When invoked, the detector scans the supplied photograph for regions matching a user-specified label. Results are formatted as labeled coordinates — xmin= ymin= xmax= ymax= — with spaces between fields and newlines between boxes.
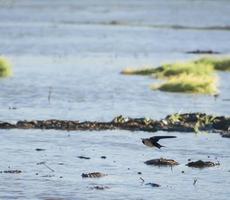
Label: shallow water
xmin=0 ymin=0 xmax=230 ymax=199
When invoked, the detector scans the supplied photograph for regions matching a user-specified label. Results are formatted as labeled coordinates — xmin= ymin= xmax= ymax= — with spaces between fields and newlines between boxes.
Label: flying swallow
xmin=142 ymin=136 xmax=176 ymax=149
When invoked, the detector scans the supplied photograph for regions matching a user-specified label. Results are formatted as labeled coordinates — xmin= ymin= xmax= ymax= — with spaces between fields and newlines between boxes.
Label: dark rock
xmin=137 ymin=172 xmax=142 ymax=175
xmin=81 ymin=172 xmax=107 ymax=178
xmin=145 ymin=158 xmax=179 ymax=166
xmin=186 ymin=160 xmax=220 ymax=168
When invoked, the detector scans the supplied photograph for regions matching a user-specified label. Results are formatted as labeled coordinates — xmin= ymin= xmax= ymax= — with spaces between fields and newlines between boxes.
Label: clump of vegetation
xmin=152 ymin=74 xmax=218 ymax=94
xmin=121 ymin=56 xmax=230 ymax=94
xmin=153 ymin=62 xmax=214 ymax=78
xmin=0 ymin=56 xmax=12 ymax=77
xmin=195 ymin=56 xmax=230 ymax=71
xmin=121 ymin=67 xmax=159 ymax=76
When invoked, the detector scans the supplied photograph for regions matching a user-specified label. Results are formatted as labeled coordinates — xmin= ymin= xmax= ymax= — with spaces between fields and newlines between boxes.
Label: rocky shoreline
xmin=0 ymin=113 xmax=229 ymax=137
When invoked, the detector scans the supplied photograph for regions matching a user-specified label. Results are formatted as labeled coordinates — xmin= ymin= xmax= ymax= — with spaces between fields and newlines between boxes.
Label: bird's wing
xmin=150 ymin=136 xmax=176 ymax=142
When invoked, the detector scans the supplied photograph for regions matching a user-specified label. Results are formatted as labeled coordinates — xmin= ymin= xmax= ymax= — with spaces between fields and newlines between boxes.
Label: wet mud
xmin=0 ymin=113 xmax=229 ymax=137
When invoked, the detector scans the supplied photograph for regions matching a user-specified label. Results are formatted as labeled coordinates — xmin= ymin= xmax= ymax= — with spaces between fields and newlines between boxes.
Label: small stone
xmin=137 ymin=172 xmax=142 ymax=175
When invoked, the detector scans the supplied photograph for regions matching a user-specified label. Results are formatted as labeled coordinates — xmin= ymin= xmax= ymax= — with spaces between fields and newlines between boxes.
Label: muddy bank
xmin=0 ymin=113 xmax=229 ymax=137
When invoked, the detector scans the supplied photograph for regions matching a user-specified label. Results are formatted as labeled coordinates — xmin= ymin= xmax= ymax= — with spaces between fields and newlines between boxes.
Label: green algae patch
xmin=195 ymin=56 xmax=230 ymax=71
xmin=0 ymin=56 xmax=12 ymax=77
xmin=152 ymin=74 xmax=218 ymax=94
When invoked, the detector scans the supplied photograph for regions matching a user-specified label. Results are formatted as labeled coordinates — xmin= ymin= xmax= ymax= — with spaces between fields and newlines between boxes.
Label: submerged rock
xmin=144 ymin=158 xmax=179 ymax=166
xmin=186 ymin=160 xmax=220 ymax=168
xmin=81 ymin=172 xmax=107 ymax=178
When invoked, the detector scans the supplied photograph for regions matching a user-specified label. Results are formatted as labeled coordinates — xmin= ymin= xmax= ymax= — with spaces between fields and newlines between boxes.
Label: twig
xmin=140 ymin=177 xmax=145 ymax=183
xmin=48 ymin=87 xmax=52 ymax=104
xmin=193 ymin=178 xmax=198 ymax=186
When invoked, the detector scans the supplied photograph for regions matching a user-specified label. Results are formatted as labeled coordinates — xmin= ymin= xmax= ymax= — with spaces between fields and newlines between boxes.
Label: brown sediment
xmin=186 ymin=160 xmax=220 ymax=168
xmin=144 ymin=158 xmax=179 ymax=166
xmin=0 ymin=113 xmax=229 ymax=137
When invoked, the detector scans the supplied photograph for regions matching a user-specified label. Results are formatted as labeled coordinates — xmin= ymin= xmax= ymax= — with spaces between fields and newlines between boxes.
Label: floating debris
xmin=81 ymin=172 xmax=107 ymax=178
xmin=186 ymin=160 xmax=220 ymax=168
xmin=186 ymin=50 xmax=220 ymax=54
xmin=193 ymin=178 xmax=198 ymax=185
xmin=89 ymin=185 xmax=110 ymax=190
xmin=0 ymin=170 xmax=22 ymax=174
xmin=35 ymin=148 xmax=46 ymax=151
xmin=144 ymin=158 xmax=179 ymax=166
xmin=145 ymin=183 xmax=161 ymax=187
xmin=37 ymin=162 xmax=55 ymax=172
xmin=78 ymin=156 xmax=91 ymax=160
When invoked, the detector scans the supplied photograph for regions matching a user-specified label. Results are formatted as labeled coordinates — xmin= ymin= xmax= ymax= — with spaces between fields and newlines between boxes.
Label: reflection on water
xmin=0 ymin=130 xmax=230 ymax=200
xmin=0 ymin=0 xmax=230 ymax=199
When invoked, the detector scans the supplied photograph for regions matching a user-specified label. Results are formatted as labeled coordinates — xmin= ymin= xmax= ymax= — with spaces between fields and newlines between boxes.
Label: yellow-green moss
xmin=195 ymin=56 xmax=230 ymax=71
xmin=152 ymin=74 xmax=218 ymax=94
xmin=0 ymin=56 xmax=12 ymax=77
